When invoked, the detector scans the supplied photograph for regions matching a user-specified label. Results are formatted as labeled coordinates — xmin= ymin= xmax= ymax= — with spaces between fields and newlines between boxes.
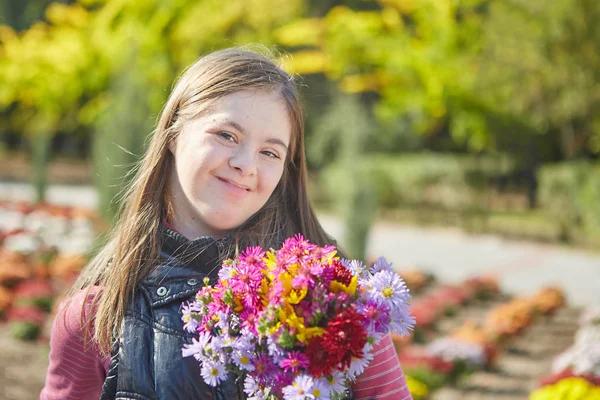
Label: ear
xmin=167 ymin=138 xmax=176 ymax=155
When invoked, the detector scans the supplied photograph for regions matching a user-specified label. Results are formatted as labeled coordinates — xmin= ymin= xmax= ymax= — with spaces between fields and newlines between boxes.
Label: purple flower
xmin=357 ymin=297 xmax=391 ymax=334
xmin=389 ymin=305 xmax=415 ymax=336
xmin=267 ymin=336 xmax=286 ymax=363
xmin=244 ymin=375 xmax=260 ymax=398
xmin=218 ymin=264 xmax=236 ymax=282
xmin=181 ymin=301 xmax=202 ymax=333
xmin=279 ymin=350 xmax=310 ymax=373
xmin=182 ymin=331 xmax=212 ymax=361
xmin=369 ymin=270 xmax=411 ymax=307
xmin=239 ymin=309 xmax=260 ymax=334
xmin=347 ymin=344 xmax=374 ymax=380
xmin=344 ymin=259 xmax=369 ymax=280
xmin=427 ymin=337 xmax=486 ymax=367
xmin=370 ymin=257 xmax=393 ymax=274
xmin=252 ymin=353 xmax=276 ymax=383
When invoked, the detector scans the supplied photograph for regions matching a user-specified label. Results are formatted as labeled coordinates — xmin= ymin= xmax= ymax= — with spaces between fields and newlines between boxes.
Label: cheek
xmin=258 ymin=165 xmax=285 ymax=194
xmin=178 ymin=144 xmax=220 ymax=181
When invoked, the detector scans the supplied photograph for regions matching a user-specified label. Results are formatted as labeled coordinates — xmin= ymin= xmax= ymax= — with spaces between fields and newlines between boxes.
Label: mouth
xmin=217 ymin=177 xmax=252 ymax=192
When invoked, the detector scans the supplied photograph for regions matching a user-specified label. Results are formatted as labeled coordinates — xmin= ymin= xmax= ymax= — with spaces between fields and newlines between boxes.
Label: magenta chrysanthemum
xmin=230 ymin=263 xmax=263 ymax=293
xmin=239 ymin=246 xmax=266 ymax=267
xmin=279 ymin=351 xmax=310 ymax=373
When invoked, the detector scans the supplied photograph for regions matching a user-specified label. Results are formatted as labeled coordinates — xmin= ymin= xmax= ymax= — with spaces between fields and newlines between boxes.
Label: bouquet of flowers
xmin=181 ymin=234 xmax=414 ymax=400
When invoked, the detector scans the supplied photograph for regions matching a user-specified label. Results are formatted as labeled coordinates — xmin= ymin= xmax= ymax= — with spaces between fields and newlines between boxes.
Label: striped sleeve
xmin=40 ymin=288 xmax=110 ymax=400
xmin=352 ymin=334 xmax=413 ymax=400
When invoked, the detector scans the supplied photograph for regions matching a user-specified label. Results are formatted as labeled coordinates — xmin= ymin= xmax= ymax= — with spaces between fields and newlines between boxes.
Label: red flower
xmin=398 ymin=349 xmax=454 ymax=373
xmin=6 ymin=306 xmax=46 ymax=325
xmin=306 ymin=336 xmax=330 ymax=377
xmin=410 ymin=302 xmax=436 ymax=328
xmin=332 ymin=260 xmax=353 ymax=286
xmin=321 ymin=307 xmax=367 ymax=370
xmin=13 ymin=279 xmax=54 ymax=299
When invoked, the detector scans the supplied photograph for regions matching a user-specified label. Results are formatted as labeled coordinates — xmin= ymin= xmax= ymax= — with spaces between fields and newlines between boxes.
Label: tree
xmin=0 ymin=0 xmax=304 ymax=215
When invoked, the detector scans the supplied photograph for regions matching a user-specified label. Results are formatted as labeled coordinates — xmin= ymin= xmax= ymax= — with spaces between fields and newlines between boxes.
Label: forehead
xmin=204 ymin=90 xmax=292 ymax=143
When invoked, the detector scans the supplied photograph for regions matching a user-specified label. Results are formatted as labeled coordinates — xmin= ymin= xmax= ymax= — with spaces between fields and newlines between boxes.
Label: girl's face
xmin=168 ymin=90 xmax=292 ymax=239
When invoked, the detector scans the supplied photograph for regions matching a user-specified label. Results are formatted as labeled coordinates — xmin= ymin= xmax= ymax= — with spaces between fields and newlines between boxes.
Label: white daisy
xmin=200 ymin=359 xmax=228 ymax=387
xmin=282 ymin=374 xmax=315 ymax=400
xmin=311 ymin=378 xmax=332 ymax=400
xmin=324 ymin=370 xmax=347 ymax=396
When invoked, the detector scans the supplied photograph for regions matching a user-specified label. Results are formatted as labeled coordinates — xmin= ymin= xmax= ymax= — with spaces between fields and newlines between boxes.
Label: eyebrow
xmin=214 ymin=118 xmax=289 ymax=152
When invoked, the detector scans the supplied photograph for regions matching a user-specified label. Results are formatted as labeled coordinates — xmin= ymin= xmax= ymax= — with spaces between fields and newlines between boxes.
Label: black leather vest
xmin=99 ymin=226 xmax=245 ymax=400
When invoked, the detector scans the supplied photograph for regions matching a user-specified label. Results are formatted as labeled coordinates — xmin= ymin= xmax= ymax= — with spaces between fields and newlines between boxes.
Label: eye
xmin=261 ymin=150 xmax=280 ymax=159
xmin=217 ymin=132 xmax=236 ymax=142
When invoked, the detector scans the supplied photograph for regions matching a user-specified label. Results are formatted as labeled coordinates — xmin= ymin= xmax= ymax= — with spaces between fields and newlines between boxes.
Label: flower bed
xmin=398 ymin=286 xmax=566 ymax=399
xmin=392 ymin=275 xmax=501 ymax=350
xmin=530 ymin=304 xmax=600 ymax=399
xmin=0 ymin=200 xmax=98 ymax=341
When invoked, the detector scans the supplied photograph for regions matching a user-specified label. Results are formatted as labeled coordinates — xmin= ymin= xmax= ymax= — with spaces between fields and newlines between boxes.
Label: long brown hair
xmin=70 ymin=47 xmax=338 ymax=355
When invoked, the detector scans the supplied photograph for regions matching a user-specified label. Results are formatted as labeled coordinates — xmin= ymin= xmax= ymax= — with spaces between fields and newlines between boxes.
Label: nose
xmin=228 ymin=146 xmax=257 ymax=177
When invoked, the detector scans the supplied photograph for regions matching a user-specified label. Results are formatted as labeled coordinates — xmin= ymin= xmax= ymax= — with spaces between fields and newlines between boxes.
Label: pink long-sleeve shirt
xmin=41 ymin=289 xmax=412 ymax=399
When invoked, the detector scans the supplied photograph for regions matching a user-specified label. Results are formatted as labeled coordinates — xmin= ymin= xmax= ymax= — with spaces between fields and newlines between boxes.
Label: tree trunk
xmin=31 ymin=130 xmax=51 ymax=203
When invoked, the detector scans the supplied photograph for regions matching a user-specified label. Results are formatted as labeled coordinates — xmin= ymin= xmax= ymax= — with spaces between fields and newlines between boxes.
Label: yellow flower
xmin=277 ymin=305 xmax=324 ymax=343
xmin=280 ymin=272 xmax=293 ymax=295
xmin=233 ymin=296 xmax=243 ymax=313
xmin=529 ymin=377 xmax=600 ymax=400
xmin=258 ymin=278 xmax=271 ymax=306
xmin=330 ymin=276 xmax=358 ymax=296
xmin=406 ymin=376 xmax=429 ymax=399
xmin=287 ymin=288 xmax=308 ymax=304
xmin=269 ymin=322 xmax=281 ymax=335
xmin=299 ymin=326 xmax=325 ymax=343
xmin=264 ymin=251 xmax=278 ymax=270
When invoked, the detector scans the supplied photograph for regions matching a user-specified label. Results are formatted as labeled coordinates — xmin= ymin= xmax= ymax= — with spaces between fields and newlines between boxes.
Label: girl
xmin=41 ymin=48 xmax=412 ymax=400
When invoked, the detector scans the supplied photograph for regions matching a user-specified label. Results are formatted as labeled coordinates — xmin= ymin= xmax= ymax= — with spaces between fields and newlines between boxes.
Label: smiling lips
xmin=217 ymin=177 xmax=252 ymax=195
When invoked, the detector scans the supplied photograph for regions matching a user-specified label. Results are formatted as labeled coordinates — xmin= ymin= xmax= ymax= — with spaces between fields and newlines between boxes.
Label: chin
xmin=205 ymin=214 xmax=246 ymax=233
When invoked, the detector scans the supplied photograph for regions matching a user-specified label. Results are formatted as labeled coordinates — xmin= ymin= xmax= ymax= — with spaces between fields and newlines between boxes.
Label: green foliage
xmin=9 ymin=321 xmax=41 ymax=341
xmin=31 ymin=129 xmax=52 ymax=202
xmin=0 ymin=0 xmax=304 ymax=213
xmin=92 ymin=46 xmax=151 ymax=221
xmin=283 ymin=0 xmax=600 ymax=158
xmin=320 ymin=153 xmax=512 ymax=211
xmin=406 ymin=366 xmax=447 ymax=390
xmin=538 ymin=162 xmax=600 ymax=244
xmin=2 ymin=0 xmax=600 ymax=244
xmin=315 ymin=93 xmax=378 ymax=260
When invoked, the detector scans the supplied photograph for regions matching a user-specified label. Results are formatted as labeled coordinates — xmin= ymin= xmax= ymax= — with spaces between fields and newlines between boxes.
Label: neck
xmin=168 ymin=215 xmax=227 ymax=240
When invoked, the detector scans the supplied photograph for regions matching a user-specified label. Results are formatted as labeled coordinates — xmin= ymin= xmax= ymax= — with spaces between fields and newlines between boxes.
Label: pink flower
xmin=239 ymin=309 xmax=260 ymax=335
xmin=280 ymin=234 xmax=317 ymax=264
xmin=279 ymin=351 xmax=310 ymax=373
xmin=241 ymin=292 xmax=262 ymax=309
xmin=239 ymin=246 xmax=266 ymax=267
xmin=253 ymin=353 xmax=276 ymax=383
xmin=291 ymin=270 xmax=314 ymax=290
xmin=230 ymin=263 xmax=263 ymax=294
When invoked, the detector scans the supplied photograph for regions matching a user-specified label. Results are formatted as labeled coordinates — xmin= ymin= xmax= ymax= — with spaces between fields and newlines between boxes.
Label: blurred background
xmin=0 ymin=0 xmax=599 ymax=399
